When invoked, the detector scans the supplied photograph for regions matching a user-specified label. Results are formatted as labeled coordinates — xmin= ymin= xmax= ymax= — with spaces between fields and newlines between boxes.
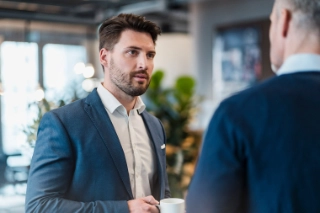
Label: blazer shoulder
xmin=48 ymin=88 xmax=100 ymax=117
xmin=223 ymin=72 xmax=315 ymax=108
xmin=216 ymin=76 xmax=283 ymax=118
xmin=50 ymin=98 xmax=85 ymax=115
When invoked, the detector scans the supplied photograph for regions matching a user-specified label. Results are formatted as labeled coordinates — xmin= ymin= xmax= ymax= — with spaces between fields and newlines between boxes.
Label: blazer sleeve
xmin=25 ymin=112 xmax=129 ymax=213
xmin=186 ymin=103 xmax=246 ymax=213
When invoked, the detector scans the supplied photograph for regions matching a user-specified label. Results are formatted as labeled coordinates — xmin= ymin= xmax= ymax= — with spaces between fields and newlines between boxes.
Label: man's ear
xmin=279 ymin=8 xmax=292 ymax=38
xmin=99 ymin=48 xmax=109 ymax=67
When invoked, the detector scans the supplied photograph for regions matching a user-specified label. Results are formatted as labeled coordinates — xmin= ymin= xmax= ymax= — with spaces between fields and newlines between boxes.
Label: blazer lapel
xmin=141 ymin=112 xmax=165 ymax=199
xmin=84 ymin=89 xmax=133 ymax=199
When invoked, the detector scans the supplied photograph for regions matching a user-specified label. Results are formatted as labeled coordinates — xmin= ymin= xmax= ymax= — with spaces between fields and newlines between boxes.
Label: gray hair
xmin=280 ymin=0 xmax=320 ymax=31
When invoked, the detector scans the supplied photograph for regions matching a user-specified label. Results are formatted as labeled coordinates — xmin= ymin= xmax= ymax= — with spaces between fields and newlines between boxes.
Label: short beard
xmin=109 ymin=58 xmax=150 ymax=96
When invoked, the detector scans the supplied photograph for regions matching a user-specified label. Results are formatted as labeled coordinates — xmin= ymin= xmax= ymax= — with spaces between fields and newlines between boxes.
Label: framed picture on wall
xmin=212 ymin=19 xmax=273 ymax=103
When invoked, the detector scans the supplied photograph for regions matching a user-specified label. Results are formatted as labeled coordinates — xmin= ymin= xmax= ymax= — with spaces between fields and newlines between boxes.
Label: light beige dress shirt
xmin=97 ymin=83 xmax=156 ymax=198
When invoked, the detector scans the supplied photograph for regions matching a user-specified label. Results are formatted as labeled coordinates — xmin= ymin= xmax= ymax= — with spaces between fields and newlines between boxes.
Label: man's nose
xmin=137 ymin=55 xmax=148 ymax=70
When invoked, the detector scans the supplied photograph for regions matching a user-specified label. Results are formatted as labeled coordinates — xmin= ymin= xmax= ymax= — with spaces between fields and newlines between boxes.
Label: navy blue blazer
xmin=25 ymin=89 xmax=170 ymax=213
xmin=186 ymin=72 xmax=320 ymax=213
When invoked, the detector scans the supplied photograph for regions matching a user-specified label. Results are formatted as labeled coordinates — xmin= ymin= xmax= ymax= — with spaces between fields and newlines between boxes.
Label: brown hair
xmin=98 ymin=13 xmax=161 ymax=51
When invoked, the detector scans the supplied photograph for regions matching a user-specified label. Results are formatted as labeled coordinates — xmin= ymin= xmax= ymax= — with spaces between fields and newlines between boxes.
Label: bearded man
xmin=26 ymin=13 xmax=170 ymax=213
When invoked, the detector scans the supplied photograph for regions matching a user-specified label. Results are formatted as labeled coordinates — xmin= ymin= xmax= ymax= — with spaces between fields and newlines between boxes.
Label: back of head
xmin=98 ymin=13 xmax=161 ymax=51
xmin=279 ymin=0 xmax=320 ymax=33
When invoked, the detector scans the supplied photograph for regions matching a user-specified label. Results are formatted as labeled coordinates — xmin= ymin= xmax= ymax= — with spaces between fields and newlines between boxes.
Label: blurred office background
xmin=0 ymin=0 xmax=275 ymax=212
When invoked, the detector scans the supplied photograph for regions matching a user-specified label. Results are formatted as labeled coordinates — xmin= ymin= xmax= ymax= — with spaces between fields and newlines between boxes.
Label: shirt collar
xmin=276 ymin=54 xmax=320 ymax=76
xmin=134 ymin=95 xmax=146 ymax=114
xmin=97 ymin=83 xmax=146 ymax=115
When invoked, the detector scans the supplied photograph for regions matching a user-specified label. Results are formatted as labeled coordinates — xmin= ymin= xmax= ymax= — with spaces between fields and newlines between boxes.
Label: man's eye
xmin=128 ymin=50 xmax=138 ymax=55
xmin=147 ymin=53 xmax=155 ymax=59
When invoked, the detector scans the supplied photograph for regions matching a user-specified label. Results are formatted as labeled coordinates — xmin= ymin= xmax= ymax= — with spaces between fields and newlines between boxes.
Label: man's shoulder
xmin=222 ymin=77 xmax=275 ymax=103
xmin=47 ymin=98 xmax=86 ymax=120
xmin=54 ymin=98 xmax=84 ymax=111
xmin=49 ymin=89 xmax=100 ymax=116
xmin=216 ymin=75 xmax=289 ymax=117
xmin=225 ymin=71 xmax=320 ymax=104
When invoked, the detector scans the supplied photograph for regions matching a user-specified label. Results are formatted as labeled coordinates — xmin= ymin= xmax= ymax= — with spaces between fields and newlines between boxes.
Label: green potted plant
xmin=144 ymin=70 xmax=203 ymax=198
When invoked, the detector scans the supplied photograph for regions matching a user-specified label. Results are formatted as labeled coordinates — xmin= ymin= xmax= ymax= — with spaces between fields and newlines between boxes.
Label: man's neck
xmin=284 ymin=30 xmax=320 ymax=60
xmin=102 ymin=82 xmax=137 ymax=115
xmin=114 ymin=93 xmax=137 ymax=115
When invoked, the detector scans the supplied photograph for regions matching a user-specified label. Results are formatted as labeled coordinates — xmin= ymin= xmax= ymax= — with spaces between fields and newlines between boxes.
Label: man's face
xmin=103 ymin=29 xmax=156 ymax=97
xmin=269 ymin=2 xmax=285 ymax=72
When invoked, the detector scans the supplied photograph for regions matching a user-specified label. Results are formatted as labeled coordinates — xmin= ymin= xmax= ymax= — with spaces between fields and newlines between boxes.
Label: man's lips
xmin=133 ymin=73 xmax=148 ymax=80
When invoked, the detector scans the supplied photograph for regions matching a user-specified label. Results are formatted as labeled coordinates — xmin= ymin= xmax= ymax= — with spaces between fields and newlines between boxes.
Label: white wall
xmin=154 ymin=33 xmax=193 ymax=88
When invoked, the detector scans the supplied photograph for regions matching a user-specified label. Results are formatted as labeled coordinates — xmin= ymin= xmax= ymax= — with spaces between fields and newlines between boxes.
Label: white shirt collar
xmin=134 ymin=94 xmax=146 ymax=114
xmin=97 ymin=83 xmax=146 ymax=115
xmin=276 ymin=54 xmax=320 ymax=76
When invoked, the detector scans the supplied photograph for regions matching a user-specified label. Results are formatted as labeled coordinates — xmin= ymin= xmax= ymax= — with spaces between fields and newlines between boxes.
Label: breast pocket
xmin=160 ymin=144 xmax=166 ymax=155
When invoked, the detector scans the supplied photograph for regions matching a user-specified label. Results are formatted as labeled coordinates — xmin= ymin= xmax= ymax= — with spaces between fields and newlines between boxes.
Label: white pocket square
xmin=161 ymin=144 xmax=166 ymax=149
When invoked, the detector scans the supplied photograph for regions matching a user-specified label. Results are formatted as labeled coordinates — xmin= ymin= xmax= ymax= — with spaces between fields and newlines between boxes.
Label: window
xmin=0 ymin=41 xmax=38 ymax=155
xmin=43 ymin=44 xmax=87 ymax=102
xmin=0 ymin=42 xmax=89 ymax=155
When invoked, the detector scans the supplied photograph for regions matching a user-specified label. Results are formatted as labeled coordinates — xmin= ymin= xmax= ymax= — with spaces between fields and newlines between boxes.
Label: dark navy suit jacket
xmin=186 ymin=72 xmax=320 ymax=213
xmin=25 ymin=89 xmax=170 ymax=213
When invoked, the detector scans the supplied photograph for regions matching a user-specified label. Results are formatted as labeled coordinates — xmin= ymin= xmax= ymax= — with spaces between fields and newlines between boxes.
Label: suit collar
xmin=84 ymin=89 xmax=133 ymax=199
xmin=96 ymin=83 xmax=146 ymax=115
xmin=84 ymin=89 xmax=165 ymax=200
